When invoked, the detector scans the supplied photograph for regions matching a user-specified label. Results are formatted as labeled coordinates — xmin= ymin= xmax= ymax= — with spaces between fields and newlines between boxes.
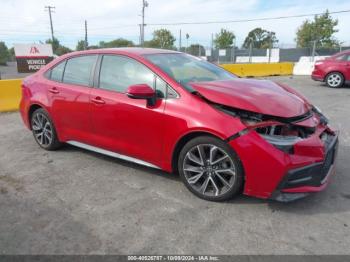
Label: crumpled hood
xmin=189 ymin=78 xmax=310 ymax=118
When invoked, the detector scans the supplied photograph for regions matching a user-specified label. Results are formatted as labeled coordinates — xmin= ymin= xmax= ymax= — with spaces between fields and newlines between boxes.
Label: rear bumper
xmin=311 ymin=71 xmax=325 ymax=82
xmin=19 ymin=97 xmax=30 ymax=129
xmin=270 ymin=132 xmax=338 ymax=202
xmin=311 ymin=75 xmax=324 ymax=82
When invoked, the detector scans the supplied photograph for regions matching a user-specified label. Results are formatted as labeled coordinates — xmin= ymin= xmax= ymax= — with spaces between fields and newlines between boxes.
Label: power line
xmin=2 ymin=8 xmax=350 ymax=46
xmin=146 ymin=9 xmax=350 ymax=26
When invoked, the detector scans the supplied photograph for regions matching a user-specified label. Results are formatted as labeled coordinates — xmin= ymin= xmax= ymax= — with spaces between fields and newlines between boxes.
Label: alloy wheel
xmin=32 ymin=112 xmax=53 ymax=147
xmin=183 ymin=144 xmax=236 ymax=197
xmin=327 ymin=73 xmax=342 ymax=87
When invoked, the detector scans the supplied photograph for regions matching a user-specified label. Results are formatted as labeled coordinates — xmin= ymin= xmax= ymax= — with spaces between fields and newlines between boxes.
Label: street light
xmin=185 ymin=33 xmax=190 ymax=53
xmin=141 ymin=0 xmax=148 ymax=46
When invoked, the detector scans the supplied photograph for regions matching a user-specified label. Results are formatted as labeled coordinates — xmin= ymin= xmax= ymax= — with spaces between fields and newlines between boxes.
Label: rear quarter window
xmin=49 ymin=61 xmax=66 ymax=82
xmin=335 ymin=54 xmax=350 ymax=61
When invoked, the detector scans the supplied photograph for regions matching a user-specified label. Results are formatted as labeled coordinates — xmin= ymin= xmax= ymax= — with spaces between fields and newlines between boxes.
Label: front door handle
xmin=48 ymin=87 xmax=59 ymax=94
xmin=91 ymin=96 xmax=105 ymax=104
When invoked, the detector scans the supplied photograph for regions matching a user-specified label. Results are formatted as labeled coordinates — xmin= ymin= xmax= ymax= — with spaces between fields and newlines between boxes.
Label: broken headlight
xmin=254 ymin=124 xmax=304 ymax=154
xmin=312 ymin=105 xmax=328 ymax=125
xmin=259 ymin=134 xmax=301 ymax=154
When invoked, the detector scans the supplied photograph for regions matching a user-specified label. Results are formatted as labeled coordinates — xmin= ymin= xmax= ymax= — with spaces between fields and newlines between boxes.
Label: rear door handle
xmin=48 ymin=87 xmax=59 ymax=94
xmin=91 ymin=96 xmax=105 ymax=104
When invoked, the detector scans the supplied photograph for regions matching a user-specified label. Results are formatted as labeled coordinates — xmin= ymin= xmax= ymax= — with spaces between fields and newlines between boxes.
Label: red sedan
xmin=20 ymin=48 xmax=338 ymax=202
xmin=312 ymin=50 xmax=350 ymax=88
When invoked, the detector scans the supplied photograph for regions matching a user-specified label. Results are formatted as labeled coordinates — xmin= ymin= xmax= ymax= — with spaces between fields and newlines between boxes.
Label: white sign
xmin=219 ymin=49 xmax=226 ymax=56
xmin=14 ymin=44 xmax=53 ymax=57
xmin=14 ymin=44 xmax=54 ymax=73
xmin=205 ymin=49 xmax=212 ymax=56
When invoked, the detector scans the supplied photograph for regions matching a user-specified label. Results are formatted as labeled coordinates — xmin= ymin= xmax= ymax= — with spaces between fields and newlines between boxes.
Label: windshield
xmin=144 ymin=53 xmax=237 ymax=89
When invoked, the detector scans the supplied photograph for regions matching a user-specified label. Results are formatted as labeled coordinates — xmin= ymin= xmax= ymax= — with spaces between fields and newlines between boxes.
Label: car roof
xmin=65 ymin=47 xmax=180 ymax=57
xmin=332 ymin=49 xmax=350 ymax=57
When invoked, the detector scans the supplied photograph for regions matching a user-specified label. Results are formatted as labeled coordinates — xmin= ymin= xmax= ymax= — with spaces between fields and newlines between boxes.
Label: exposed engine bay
xmin=216 ymin=104 xmax=318 ymax=136
xmin=211 ymin=103 xmax=331 ymax=154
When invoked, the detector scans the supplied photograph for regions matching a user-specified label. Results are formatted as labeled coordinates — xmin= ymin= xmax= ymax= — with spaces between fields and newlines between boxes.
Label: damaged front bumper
xmin=270 ymin=131 xmax=339 ymax=202
xmin=227 ymin=112 xmax=339 ymax=202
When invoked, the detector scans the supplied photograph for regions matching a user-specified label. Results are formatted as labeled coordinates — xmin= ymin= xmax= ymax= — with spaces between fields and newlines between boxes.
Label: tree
xmin=296 ymin=10 xmax=339 ymax=48
xmin=0 ymin=42 xmax=9 ymax=65
xmin=187 ymin=44 xmax=205 ymax=56
xmin=146 ymin=29 xmax=176 ymax=49
xmin=45 ymin=38 xmax=59 ymax=53
xmin=242 ymin=28 xmax=278 ymax=49
xmin=87 ymin=45 xmax=99 ymax=50
xmin=76 ymin=40 xmax=86 ymax=51
xmin=144 ymin=39 xmax=159 ymax=48
xmin=99 ymin=38 xmax=134 ymax=48
xmin=46 ymin=38 xmax=72 ymax=56
xmin=213 ymin=29 xmax=235 ymax=49
xmin=8 ymin=47 xmax=15 ymax=61
xmin=56 ymin=45 xmax=72 ymax=56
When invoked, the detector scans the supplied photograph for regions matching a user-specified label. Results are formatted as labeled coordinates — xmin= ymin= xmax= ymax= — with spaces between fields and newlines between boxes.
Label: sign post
xmin=14 ymin=44 xmax=54 ymax=73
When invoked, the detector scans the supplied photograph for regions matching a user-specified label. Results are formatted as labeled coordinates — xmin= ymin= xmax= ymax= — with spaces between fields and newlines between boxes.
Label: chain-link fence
xmin=184 ymin=46 xmax=350 ymax=63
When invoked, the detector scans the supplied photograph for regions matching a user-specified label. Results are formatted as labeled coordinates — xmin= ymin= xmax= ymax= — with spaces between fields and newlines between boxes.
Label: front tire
xmin=326 ymin=72 xmax=344 ymax=88
xmin=178 ymin=136 xmax=244 ymax=201
xmin=31 ymin=108 xmax=62 ymax=150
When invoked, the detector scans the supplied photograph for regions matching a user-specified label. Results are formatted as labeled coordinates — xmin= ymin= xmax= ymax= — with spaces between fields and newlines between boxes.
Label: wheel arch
xmin=171 ymin=131 xmax=224 ymax=174
xmin=28 ymin=104 xmax=44 ymax=130
xmin=325 ymin=70 xmax=345 ymax=80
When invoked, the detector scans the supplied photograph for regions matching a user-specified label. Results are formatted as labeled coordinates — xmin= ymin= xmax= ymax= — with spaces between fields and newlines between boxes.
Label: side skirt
xmin=66 ymin=140 xmax=160 ymax=169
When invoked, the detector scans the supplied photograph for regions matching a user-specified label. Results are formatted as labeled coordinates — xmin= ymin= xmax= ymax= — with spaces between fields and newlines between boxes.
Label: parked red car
xmin=20 ymin=48 xmax=338 ymax=202
xmin=312 ymin=50 xmax=350 ymax=88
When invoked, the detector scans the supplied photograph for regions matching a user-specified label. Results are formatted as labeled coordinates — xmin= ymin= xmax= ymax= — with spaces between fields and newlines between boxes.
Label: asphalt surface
xmin=0 ymin=62 xmax=31 ymax=80
xmin=0 ymin=76 xmax=350 ymax=255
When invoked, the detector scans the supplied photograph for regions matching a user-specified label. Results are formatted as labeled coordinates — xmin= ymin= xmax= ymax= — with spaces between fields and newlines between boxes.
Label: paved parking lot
xmin=0 ymin=62 xmax=31 ymax=80
xmin=0 ymin=76 xmax=350 ymax=255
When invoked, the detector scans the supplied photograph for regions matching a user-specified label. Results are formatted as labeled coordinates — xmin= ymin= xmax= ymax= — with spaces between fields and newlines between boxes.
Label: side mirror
xmin=126 ymin=84 xmax=156 ymax=106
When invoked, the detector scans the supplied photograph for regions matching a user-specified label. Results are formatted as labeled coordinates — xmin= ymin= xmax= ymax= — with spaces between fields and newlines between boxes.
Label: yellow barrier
xmin=0 ymin=63 xmax=293 ymax=112
xmin=0 ymin=79 xmax=22 ymax=112
xmin=220 ymin=62 xmax=294 ymax=77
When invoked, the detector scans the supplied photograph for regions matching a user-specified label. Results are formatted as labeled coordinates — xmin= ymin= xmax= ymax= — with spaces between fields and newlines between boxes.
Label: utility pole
xmin=268 ymin=32 xmax=272 ymax=63
xmin=139 ymin=24 xmax=142 ymax=45
xmin=141 ymin=0 xmax=148 ymax=47
xmin=45 ymin=6 xmax=55 ymax=42
xmin=179 ymin=29 xmax=182 ymax=51
xmin=211 ymin=33 xmax=214 ymax=61
xmin=248 ymin=37 xmax=253 ymax=63
xmin=185 ymin=33 xmax=189 ymax=53
xmin=231 ymin=38 xmax=236 ymax=63
xmin=311 ymin=40 xmax=317 ymax=62
xmin=84 ymin=20 xmax=88 ymax=50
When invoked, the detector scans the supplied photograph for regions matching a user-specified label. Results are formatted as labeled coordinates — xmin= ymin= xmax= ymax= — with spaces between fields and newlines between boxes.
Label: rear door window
xmin=50 ymin=61 xmax=66 ymax=82
xmin=63 ymin=55 xmax=97 ymax=86
xmin=335 ymin=54 xmax=350 ymax=61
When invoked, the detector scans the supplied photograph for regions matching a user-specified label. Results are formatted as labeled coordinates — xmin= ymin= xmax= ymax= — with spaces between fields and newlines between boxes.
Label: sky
xmin=0 ymin=0 xmax=349 ymax=49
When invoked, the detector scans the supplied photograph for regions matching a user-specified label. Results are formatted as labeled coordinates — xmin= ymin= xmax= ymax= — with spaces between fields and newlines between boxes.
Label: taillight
xmin=21 ymin=84 xmax=30 ymax=97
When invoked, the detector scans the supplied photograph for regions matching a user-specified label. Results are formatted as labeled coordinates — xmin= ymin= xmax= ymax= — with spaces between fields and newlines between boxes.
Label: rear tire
xmin=326 ymin=72 xmax=344 ymax=88
xmin=178 ymin=136 xmax=244 ymax=202
xmin=30 ymin=108 xmax=62 ymax=150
